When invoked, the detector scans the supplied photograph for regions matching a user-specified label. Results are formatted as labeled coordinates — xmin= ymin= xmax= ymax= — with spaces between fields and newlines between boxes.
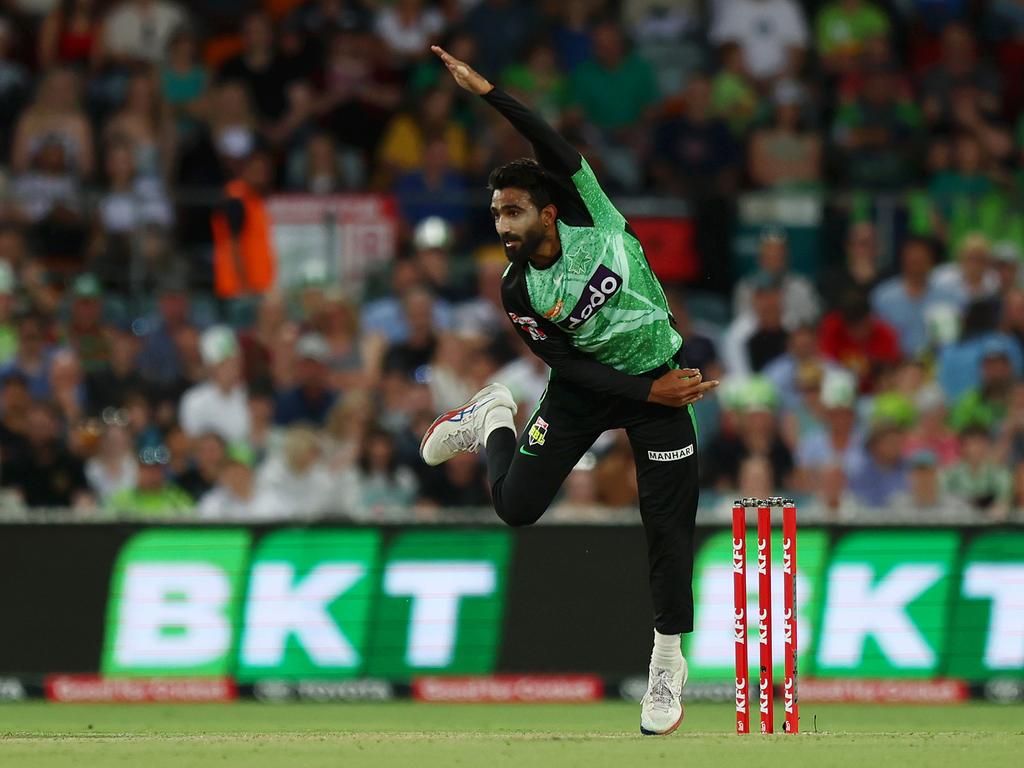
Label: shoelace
xmin=647 ymin=668 xmax=678 ymax=713
xmin=441 ymin=426 xmax=481 ymax=454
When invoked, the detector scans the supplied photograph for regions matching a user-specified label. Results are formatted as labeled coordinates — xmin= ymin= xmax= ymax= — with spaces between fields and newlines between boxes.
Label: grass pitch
xmin=1 ymin=701 xmax=1021 ymax=767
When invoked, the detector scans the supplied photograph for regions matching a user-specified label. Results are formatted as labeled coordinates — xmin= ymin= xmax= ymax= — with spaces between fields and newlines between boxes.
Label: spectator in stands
xmin=932 ymin=233 xmax=1000 ymax=309
xmin=793 ymin=368 xmax=861 ymax=492
xmin=84 ymin=321 xmax=145 ymax=416
xmin=85 ymin=423 xmax=137 ymax=503
xmin=11 ymin=67 xmax=93 ymax=179
xmin=922 ymin=23 xmax=1001 ymax=130
xmin=733 ymin=228 xmax=821 ymax=328
xmin=254 ymin=423 xmax=336 ymax=515
xmin=568 ymin=21 xmax=660 ymax=188
xmin=89 ymin=138 xmax=173 ymax=290
xmin=288 ymin=131 xmax=356 ymax=193
xmin=462 ymin=0 xmax=540 ymax=79
xmin=815 ymin=0 xmax=890 ymax=75
xmin=871 ymin=236 xmax=960 ymax=357
xmin=316 ymin=25 xmax=403 ymax=161
xmin=8 ymin=133 xmax=87 ymax=259
xmin=748 ymin=79 xmax=821 ymax=189
xmin=995 ymin=381 xmax=1024 ymax=465
xmin=179 ymin=325 xmax=250 ymax=447
xmin=362 ymin=258 xmax=453 ymax=343
xmin=0 ymin=312 xmax=53 ymax=399
xmin=846 ymin=416 xmax=908 ymax=508
xmin=106 ymin=445 xmax=193 ymax=515
xmin=950 ymin=343 xmax=1015 ymax=432
xmin=0 ymin=263 xmax=15 ymax=366
xmin=197 ymin=457 xmax=271 ymax=519
xmin=0 ymin=19 xmax=29 ymax=156
xmin=0 ymin=373 xmax=30 ymax=466
xmin=219 ymin=11 xmax=290 ymax=126
xmin=339 ymin=426 xmax=418 ymax=519
xmin=136 ymin=274 xmax=191 ymax=387
xmin=937 ymin=303 xmax=1023 ymax=399
xmin=210 ymin=145 xmax=277 ymax=301
xmin=174 ymin=430 xmax=226 ymax=501
xmin=376 ymin=86 xmax=469 ymax=187
xmin=942 ymin=424 xmax=1013 ymax=520
xmin=160 ymin=25 xmax=207 ymax=142
xmin=381 ymin=287 xmax=439 ymax=379
xmin=705 ymin=377 xmax=793 ymax=490
xmin=274 ymin=333 xmax=339 ymax=427
xmin=38 ymin=0 xmax=102 ymax=70
xmin=501 ymin=40 xmax=567 ymax=125
xmin=393 ymin=137 xmax=469 ymax=231
xmin=1 ymin=400 xmax=93 ymax=508
xmin=722 ymin=272 xmax=789 ymax=376
xmin=819 ymin=221 xmax=884 ymax=307
xmin=897 ymin=449 xmax=947 ymax=516
xmin=904 ymin=384 xmax=960 ymax=467
xmin=764 ymin=322 xmax=841 ymax=415
xmin=103 ymin=67 xmax=175 ymax=181
xmin=831 ymin=65 xmax=922 ymax=188
xmin=710 ymin=0 xmax=808 ymax=84
xmin=62 ymin=274 xmax=109 ymax=374
xmin=96 ymin=0 xmax=185 ymax=67
xmin=374 ymin=0 xmax=445 ymax=69
xmin=48 ymin=348 xmax=87 ymax=426
xmin=819 ymin=287 xmax=901 ymax=393
xmin=649 ymin=74 xmax=739 ymax=197
xmin=711 ymin=42 xmax=760 ymax=139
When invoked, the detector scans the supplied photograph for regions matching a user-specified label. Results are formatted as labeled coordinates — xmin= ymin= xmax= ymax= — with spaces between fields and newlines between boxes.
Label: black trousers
xmin=485 ymin=362 xmax=700 ymax=635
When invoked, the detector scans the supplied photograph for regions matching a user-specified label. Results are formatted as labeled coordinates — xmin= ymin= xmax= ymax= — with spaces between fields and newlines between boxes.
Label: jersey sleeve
xmin=482 ymin=88 xmax=625 ymax=230
xmin=505 ymin=306 xmax=653 ymax=401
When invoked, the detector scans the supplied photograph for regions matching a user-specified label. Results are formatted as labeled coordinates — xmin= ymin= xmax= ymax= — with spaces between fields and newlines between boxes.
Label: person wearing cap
xmin=793 ymin=368 xmax=863 ymax=491
xmin=904 ymin=383 xmax=959 ymax=467
xmin=846 ymin=415 xmax=910 ymax=508
xmin=178 ymin=325 xmax=250 ymax=446
xmin=62 ymin=273 xmax=110 ymax=374
xmin=732 ymin=227 xmax=821 ymax=329
xmin=871 ymin=236 xmax=960 ymax=357
xmin=136 ymin=272 xmax=193 ymax=387
xmin=704 ymin=375 xmax=793 ymax=490
xmin=274 ymin=332 xmax=338 ymax=427
xmin=105 ymin=446 xmax=194 ymax=518
xmin=210 ymin=144 xmax=276 ymax=300
xmin=949 ymin=342 xmax=1015 ymax=432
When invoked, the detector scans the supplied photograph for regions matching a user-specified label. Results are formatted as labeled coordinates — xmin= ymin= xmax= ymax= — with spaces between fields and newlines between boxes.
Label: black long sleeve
xmin=482 ymin=88 xmax=582 ymax=176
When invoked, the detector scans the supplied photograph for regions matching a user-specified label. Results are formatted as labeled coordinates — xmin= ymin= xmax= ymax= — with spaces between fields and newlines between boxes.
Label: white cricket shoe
xmin=640 ymin=657 xmax=688 ymax=736
xmin=420 ymin=383 xmax=517 ymax=466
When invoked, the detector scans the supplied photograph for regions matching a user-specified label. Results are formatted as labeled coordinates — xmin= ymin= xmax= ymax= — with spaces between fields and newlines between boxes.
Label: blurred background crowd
xmin=0 ymin=0 xmax=1023 ymax=522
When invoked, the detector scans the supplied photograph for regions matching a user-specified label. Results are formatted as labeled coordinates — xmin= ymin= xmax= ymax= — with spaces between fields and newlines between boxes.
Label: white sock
xmin=483 ymin=405 xmax=515 ymax=441
xmin=651 ymin=629 xmax=682 ymax=670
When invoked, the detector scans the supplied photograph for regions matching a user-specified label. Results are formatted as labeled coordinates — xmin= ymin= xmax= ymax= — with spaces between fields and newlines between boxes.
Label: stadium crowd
xmin=0 ymin=0 xmax=1023 ymax=522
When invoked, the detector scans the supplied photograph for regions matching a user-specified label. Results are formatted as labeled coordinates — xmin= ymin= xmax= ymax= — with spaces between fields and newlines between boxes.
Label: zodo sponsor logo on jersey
xmin=558 ymin=265 xmax=622 ymax=331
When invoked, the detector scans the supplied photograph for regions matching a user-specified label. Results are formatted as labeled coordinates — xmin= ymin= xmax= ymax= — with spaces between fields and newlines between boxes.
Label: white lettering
xmin=242 ymin=563 xmax=365 ymax=667
xmin=734 ymin=608 xmax=745 ymax=644
xmin=963 ymin=563 xmax=1024 ymax=668
xmin=385 ymin=562 xmax=496 ymax=667
xmin=818 ymin=564 xmax=943 ymax=669
xmin=647 ymin=445 xmax=694 ymax=462
xmin=114 ymin=563 xmax=232 ymax=667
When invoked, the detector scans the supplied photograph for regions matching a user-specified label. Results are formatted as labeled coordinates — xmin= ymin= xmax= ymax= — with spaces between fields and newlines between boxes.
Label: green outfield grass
xmin=1 ymin=701 xmax=1021 ymax=767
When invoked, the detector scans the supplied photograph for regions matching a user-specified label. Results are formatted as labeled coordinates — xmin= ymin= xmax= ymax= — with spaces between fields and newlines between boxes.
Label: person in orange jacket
xmin=210 ymin=147 xmax=276 ymax=299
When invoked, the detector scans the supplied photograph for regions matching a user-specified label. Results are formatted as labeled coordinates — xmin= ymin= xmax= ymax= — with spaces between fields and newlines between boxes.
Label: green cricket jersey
xmin=485 ymin=88 xmax=682 ymax=400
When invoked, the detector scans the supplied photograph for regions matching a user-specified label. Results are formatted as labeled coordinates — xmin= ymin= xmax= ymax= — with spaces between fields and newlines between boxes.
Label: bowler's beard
xmin=504 ymin=226 xmax=545 ymax=266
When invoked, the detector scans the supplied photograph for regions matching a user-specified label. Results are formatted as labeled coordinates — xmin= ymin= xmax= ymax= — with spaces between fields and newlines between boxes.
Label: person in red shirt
xmin=819 ymin=288 xmax=901 ymax=392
